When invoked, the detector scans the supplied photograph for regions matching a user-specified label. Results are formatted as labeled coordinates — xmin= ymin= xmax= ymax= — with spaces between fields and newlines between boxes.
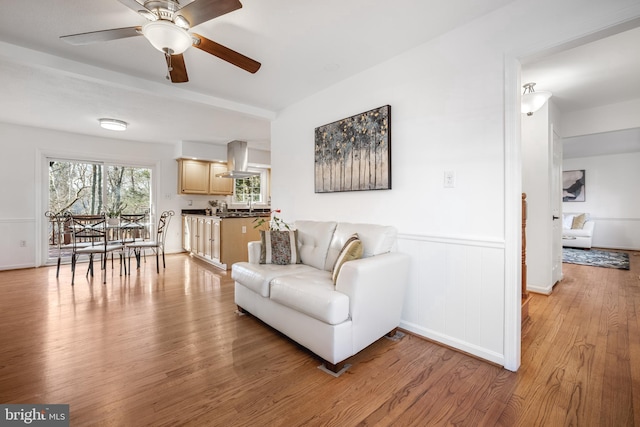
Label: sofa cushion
xmin=260 ymin=230 xmax=301 ymax=265
xmin=563 ymin=228 xmax=592 ymax=238
xmin=294 ymin=221 xmax=337 ymax=270
xmin=571 ymin=213 xmax=587 ymax=229
xmin=331 ymin=233 xmax=363 ymax=284
xmin=324 ymin=223 xmax=397 ymax=271
xmin=232 ymin=262 xmax=317 ymax=297
xmin=270 ymin=270 xmax=350 ymax=325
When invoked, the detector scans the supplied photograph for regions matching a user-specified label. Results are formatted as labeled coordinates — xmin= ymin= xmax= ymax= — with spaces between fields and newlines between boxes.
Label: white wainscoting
xmin=0 ymin=218 xmax=36 ymax=270
xmin=591 ymin=217 xmax=640 ymax=251
xmin=397 ymin=233 xmax=507 ymax=366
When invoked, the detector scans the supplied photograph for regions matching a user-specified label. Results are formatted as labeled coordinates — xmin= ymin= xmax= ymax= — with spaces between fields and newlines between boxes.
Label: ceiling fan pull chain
xmin=165 ymin=51 xmax=173 ymax=80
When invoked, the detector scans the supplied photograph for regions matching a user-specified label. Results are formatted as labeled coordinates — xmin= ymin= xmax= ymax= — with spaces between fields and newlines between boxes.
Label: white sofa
xmin=562 ymin=212 xmax=595 ymax=249
xmin=231 ymin=220 xmax=410 ymax=373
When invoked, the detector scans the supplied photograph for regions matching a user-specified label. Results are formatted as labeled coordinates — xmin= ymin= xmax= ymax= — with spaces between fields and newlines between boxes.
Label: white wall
xmin=271 ymin=0 xmax=640 ymax=368
xmin=522 ymin=103 xmax=553 ymax=291
xmin=563 ymin=152 xmax=640 ymax=250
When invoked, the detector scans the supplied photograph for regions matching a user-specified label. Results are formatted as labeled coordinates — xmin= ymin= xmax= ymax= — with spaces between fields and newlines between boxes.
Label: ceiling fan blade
xmin=166 ymin=53 xmax=189 ymax=83
xmin=191 ymin=33 xmax=261 ymax=74
xmin=60 ymin=27 xmax=141 ymax=45
xmin=117 ymin=0 xmax=153 ymax=15
xmin=177 ymin=0 xmax=242 ymax=28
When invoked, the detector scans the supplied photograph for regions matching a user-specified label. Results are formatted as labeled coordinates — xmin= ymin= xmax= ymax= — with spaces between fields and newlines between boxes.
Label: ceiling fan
xmin=60 ymin=0 xmax=261 ymax=83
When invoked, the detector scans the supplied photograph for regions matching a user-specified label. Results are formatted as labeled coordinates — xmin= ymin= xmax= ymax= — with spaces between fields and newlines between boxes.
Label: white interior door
xmin=551 ymin=126 xmax=563 ymax=284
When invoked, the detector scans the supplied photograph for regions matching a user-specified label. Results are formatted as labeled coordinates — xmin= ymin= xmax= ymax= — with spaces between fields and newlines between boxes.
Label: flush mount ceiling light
xmin=142 ymin=20 xmax=193 ymax=55
xmin=99 ymin=118 xmax=128 ymax=131
xmin=521 ymin=82 xmax=552 ymax=116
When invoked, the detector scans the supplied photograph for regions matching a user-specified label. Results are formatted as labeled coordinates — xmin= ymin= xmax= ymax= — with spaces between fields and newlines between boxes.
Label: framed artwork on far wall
xmin=563 ymin=169 xmax=585 ymax=202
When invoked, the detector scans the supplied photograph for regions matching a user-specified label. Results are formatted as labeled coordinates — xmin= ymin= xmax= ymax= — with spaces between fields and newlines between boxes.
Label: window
xmin=49 ymin=159 xmax=103 ymax=215
xmin=48 ymin=159 xmax=151 ymax=215
xmin=105 ymin=165 xmax=152 ymax=215
xmin=232 ymin=168 xmax=269 ymax=205
xmin=234 ymin=175 xmax=261 ymax=203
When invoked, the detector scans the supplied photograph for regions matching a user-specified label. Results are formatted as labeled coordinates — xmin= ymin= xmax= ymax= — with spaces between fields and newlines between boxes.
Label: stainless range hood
xmin=216 ymin=140 xmax=260 ymax=179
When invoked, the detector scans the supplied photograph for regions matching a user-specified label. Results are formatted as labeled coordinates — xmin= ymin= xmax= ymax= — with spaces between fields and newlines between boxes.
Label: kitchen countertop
xmin=181 ymin=210 xmax=270 ymax=219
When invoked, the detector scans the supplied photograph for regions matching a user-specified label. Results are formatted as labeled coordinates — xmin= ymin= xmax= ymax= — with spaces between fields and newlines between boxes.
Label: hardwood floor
xmin=0 ymin=251 xmax=638 ymax=426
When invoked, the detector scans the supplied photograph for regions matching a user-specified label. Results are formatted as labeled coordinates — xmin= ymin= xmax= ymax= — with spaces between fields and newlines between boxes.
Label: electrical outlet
xmin=188 ymin=200 xmax=193 ymax=206
xmin=444 ymin=171 xmax=456 ymax=188
xmin=19 ymin=240 xmax=26 ymax=247
xmin=242 ymin=226 xmax=247 ymax=234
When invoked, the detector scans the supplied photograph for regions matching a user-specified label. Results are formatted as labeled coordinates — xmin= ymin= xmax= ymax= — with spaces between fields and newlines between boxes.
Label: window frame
xmin=41 ymin=153 xmax=157 ymax=266
xmin=231 ymin=167 xmax=270 ymax=208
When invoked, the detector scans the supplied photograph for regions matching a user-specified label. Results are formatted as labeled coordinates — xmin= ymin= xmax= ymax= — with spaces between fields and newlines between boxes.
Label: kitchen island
xmin=182 ymin=213 xmax=267 ymax=270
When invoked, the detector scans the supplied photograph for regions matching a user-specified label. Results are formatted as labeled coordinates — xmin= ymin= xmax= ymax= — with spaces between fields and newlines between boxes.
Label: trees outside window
xmin=234 ymin=175 xmax=262 ymax=204
xmin=48 ymin=159 xmax=151 ymax=216
xmin=106 ymin=165 xmax=151 ymax=216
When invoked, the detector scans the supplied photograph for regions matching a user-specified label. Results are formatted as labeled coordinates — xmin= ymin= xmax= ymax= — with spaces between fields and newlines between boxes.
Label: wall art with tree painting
xmin=563 ymin=169 xmax=585 ymax=202
xmin=314 ymin=105 xmax=391 ymax=193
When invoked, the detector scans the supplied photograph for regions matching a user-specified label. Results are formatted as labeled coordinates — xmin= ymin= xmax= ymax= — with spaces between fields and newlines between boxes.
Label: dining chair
xmin=45 ymin=211 xmax=67 ymax=277
xmin=67 ymin=212 xmax=126 ymax=285
xmin=127 ymin=210 xmax=174 ymax=274
xmin=117 ymin=213 xmax=148 ymax=244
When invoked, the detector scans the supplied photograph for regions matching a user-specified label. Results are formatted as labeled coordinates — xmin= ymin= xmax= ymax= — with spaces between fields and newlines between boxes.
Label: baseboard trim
xmin=399 ymin=320 xmax=506 ymax=368
xmin=527 ymin=284 xmax=553 ymax=295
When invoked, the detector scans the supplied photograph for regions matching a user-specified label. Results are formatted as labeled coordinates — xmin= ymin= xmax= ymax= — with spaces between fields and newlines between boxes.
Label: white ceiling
xmin=0 ymin=0 xmax=517 ymax=149
xmin=0 ymin=1 xmax=638 ymax=152
xmin=521 ymin=25 xmax=640 ymax=114
xmin=522 ymin=25 xmax=640 ymax=158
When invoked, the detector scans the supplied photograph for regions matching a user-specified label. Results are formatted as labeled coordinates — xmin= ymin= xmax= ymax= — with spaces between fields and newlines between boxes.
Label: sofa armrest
xmin=582 ymin=220 xmax=595 ymax=236
xmin=247 ymin=241 xmax=262 ymax=264
xmin=336 ymin=252 xmax=410 ymax=352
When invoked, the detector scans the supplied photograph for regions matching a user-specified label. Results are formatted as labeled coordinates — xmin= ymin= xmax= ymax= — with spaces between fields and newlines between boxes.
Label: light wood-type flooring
xmin=0 ymin=250 xmax=638 ymax=426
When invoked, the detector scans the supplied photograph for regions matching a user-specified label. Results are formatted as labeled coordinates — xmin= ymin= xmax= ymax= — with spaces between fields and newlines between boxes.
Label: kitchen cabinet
xmin=209 ymin=163 xmax=233 ymax=195
xmin=182 ymin=215 xmax=260 ymax=269
xmin=178 ymin=159 xmax=209 ymax=194
xmin=202 ymin=217 xmax=221 ymax=260
xmin=189 ymin=216 xmax=199 ymax=253
xmin=182 ymin=215 xmax=191 ymax=251
xmin=212 ymin=220 xmax=221 ymax=260
xmin=177 ymin=159 xmax=233 ymax=195
xmin=196 ymin=217 xmax=206 ymax=256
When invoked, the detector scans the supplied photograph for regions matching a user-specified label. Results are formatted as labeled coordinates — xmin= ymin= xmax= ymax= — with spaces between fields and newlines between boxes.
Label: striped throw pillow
xmin=331 ymin=233 xmax=363 ymax=284
xmin=260 ymin=230 xmax=300 ymax=265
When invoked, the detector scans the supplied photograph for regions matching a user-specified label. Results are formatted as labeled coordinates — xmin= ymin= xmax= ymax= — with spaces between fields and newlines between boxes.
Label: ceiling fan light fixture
xmin=521 ymin=82 xmax=552 ymax=116
xmin=174 ymin=15 xmax=190 ymax=30
xmin=99 ymin=118 xmax=128 ymax=131
xmin=142 ymin=20 xmax=192 ymax=55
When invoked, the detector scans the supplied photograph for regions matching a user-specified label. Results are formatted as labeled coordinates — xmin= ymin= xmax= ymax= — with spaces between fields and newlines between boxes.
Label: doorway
xmin=507 ymin=17 xmax=640 ymax=372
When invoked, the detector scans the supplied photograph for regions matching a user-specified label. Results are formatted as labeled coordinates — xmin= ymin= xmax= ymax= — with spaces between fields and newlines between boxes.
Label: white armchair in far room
xmin=562 ymin=212 xmax=595 ymax=249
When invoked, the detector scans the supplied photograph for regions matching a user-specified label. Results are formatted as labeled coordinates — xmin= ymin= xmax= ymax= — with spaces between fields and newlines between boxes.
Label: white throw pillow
xmin=562 ymin=214 xmax=575 ymax=230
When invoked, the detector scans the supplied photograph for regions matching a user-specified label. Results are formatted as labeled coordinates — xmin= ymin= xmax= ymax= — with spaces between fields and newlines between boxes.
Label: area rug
xmin=562 ymin=248 xmax=630 ymax=270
